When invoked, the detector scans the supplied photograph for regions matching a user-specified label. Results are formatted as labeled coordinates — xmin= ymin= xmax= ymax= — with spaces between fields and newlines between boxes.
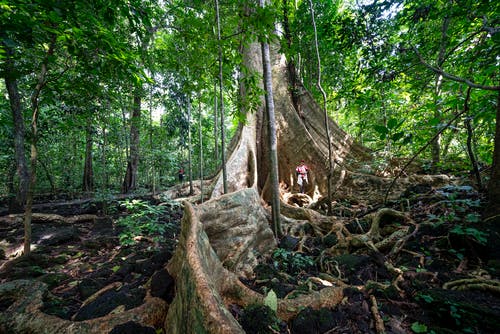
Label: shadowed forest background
xmin=1 ymin=0 xmax=499 ymax=333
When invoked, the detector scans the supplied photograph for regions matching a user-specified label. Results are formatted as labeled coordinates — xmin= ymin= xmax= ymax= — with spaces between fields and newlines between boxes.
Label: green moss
xmin=239 ymin=304 xmax=280 ymax=334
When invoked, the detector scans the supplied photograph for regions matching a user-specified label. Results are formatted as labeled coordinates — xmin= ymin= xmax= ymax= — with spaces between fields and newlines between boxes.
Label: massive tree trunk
xmin=210 ymin=41 xmax=369 ymax=201
xmin=164 ymin=37 xmax=374 ymax=332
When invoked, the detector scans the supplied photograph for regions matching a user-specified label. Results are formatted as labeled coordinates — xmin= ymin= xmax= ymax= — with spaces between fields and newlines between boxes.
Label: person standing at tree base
xmin=178 ymin=167 xmax=184 ymax=183
xmin=295 ymin=160 xmax=309 ymax=193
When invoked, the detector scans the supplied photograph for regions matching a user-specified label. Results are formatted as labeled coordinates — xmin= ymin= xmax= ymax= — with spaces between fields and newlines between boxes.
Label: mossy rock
xmin=331 ymin=254 xmax=370 ymax=275
xmin=37 ymin=272 xmax=71 ymax=289
xmin=289 ymin=307 xmax=337 ymax=334
xmin=239 ymin=304 xmax=280 ymax=334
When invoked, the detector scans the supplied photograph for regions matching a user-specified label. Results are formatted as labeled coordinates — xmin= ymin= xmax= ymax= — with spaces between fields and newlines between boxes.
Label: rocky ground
xmin=0 ymin=195 xmax=182 ymax=333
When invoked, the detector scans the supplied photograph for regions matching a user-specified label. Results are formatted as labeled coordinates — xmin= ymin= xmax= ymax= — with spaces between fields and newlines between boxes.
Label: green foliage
xmin=411 ymin=322 xmax=428 ymax=333
xmin=1 ymin=0 xmax=497 ymax=199
xmin=416 ymin=293 xmax=434 ymax=303
xmin=116 ymin=199 xmax=172 ymax=246
xmin=450 ymin=225 xmax=488 ymax=245
xmin=272 ymin=248 xmax=315 ymax=275
xmin=426 ymin=189 xmax=485 ymax=236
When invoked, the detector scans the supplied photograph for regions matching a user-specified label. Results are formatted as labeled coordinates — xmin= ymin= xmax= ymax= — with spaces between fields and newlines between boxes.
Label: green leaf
xmin=374 ymin=124 xmax=388 ymax=135
xmin=264 ymin=289 xmax=278 ymax=312
xmin=428 ymin=117 xmax=440 ymax=126
xmin=387 ymin=118 xmax=399 ymax=129
xmin=411 ymin=321 xmax=428 ymax=333
xmin=465 ymin=213 xmax=480 ymax=223
xmin=391 ymin=131 xmax=405 ymax=142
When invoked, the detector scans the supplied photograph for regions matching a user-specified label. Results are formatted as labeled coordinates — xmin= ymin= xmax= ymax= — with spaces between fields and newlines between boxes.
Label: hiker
xmin=178 ymin=167 xmax=184 ymax=183
xmin=295 ymin=160 xmax=309 ymax=193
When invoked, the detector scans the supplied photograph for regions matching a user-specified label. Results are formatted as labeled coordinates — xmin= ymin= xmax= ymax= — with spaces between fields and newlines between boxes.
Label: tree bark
xmin=4 ymin=69 xmax=29 ymax=213
xmin=260 ymin=0 xmax=281 ymax=237
xmin=187 ymin=96 xmax=194 ymax=195
xmin=215 ymin=0 xmax=228 ymax=194
xmin=199 ymin=98 xmax=204 ymax=203
xmin=122 ymin=93 xmax=141 ymax=193
xmin=485 ymin=90 xmax=500 ymax=218
xmin=214 ymin=82 xmax=219 ymax=164
xmin=83 ymin=118 xmax=94 ymax=192
xmin=309 ymin=0 xmax=333 ymax=214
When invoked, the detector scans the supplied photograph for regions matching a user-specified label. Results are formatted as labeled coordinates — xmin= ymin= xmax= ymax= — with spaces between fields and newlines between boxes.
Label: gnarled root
xmin=165 ymin=189 xmax=346 ymax=333
xmin=443 ymin=278 xmax=500 ymax=295
xmin=370 ymin=295 xmax=385 ymax=334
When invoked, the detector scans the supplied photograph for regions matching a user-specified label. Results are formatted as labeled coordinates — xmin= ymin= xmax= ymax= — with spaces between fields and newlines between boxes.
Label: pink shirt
xmin=296 ymin=165 xmax=308 ymax=174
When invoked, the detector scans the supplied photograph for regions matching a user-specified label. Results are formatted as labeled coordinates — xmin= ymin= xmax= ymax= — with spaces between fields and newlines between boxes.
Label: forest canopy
xmin=0 ymin=0 xmax=498 ymax=204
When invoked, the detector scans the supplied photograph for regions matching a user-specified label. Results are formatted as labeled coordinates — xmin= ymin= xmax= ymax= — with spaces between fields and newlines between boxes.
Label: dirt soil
xmin=0 ymin=184 xmax=499 ymax=334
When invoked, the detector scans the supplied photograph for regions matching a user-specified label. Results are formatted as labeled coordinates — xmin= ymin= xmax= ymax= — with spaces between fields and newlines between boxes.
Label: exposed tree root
xmin=370 ymin=295 xmax=385 ymax=334
xmin=0 ymin=279 xmax=167 ymax=333
xmin=165 ymin=191 xmax=347 ymax=333
xmin=278 ymin=203 xmax=416 ymax=296
xmin=443 ymin=278 xmax=500 ymax=295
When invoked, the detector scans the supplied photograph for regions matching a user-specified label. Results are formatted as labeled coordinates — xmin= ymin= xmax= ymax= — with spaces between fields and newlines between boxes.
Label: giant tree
xmin=165 ymin=0 xmax=371 ymax=330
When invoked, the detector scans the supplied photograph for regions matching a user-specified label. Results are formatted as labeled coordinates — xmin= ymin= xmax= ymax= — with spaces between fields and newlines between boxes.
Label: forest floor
xmin=0 ymin=182 xmax=499 ymax=334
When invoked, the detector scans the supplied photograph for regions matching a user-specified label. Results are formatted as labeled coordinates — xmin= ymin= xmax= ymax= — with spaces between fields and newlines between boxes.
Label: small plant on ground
xmin=116 ymin=199 xmax=173 ymax=246
xmin=272 ymin=248 xmax=316 ymax=275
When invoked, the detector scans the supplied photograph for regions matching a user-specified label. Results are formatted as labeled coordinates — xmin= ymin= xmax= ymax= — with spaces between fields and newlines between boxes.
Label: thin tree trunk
xmin=282 ymin=0 xmax=302 ymax=117
xmin=102 ymin=123 xmax=109 ymax=190
xmin=83 ymin=118 xmax=94 ymax=192
xmin=187 ymin=96 xmax=194 ymax=195
xmin=24 ymin=49 xmax=52 ymax=255
xmin=309 ymin=0 xmax=333 ymax=214
xmin=214 ymin=82 xmax=219 ymax=165
xmin=149 ymin=84 xmax=156 ymax=195
xmin=260 ymin=0 xmax=281 ymax=237
xmin=215 ymin=0 xmax=228 ymax=194
xmin=4 ymin=70 xmax=29 ymax=213
xmin=465 ymin=116 xmax=482 ymax=190
xmin=122 ymin=94 xmax=141 ymax=193
xmin=38 ymin=158 xmax=55 ymax=193
xmin=199 ymin=98 xmax=204 ymax=203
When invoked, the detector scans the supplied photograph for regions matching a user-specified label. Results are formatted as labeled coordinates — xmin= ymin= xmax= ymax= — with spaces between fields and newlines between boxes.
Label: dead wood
xmin=0 ymin=213 xmax=97 ymax=225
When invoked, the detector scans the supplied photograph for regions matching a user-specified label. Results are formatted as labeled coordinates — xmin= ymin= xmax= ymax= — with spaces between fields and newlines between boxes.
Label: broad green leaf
xmin=374 ymin=125 xmax=388 ymax=135
xmin=264 ymin=289 xmax=278 ymax=312
xmin=411 ymin=322 xmax=428 ymax=333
